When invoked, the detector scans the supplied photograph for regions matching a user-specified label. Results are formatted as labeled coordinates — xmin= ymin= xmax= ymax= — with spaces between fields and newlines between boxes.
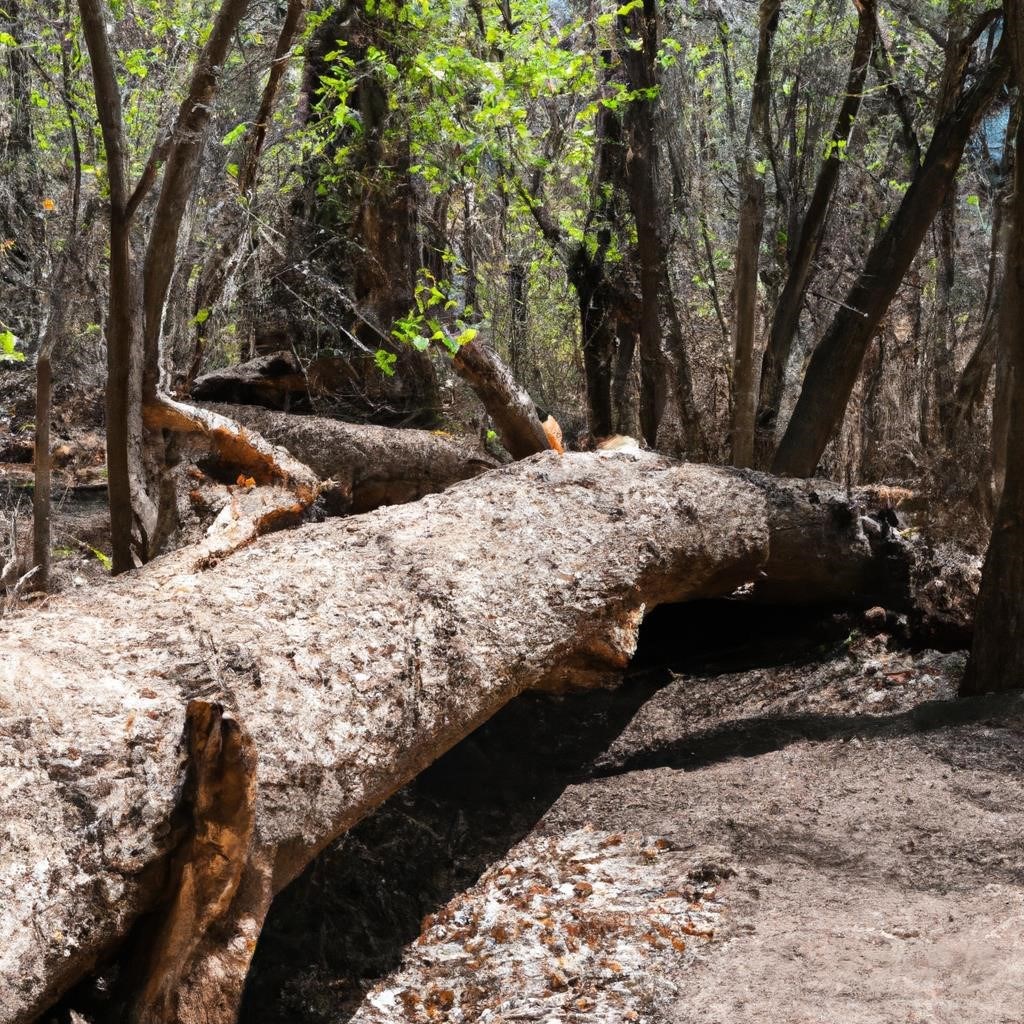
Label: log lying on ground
xmin=1 ymin=453 xmax=915 ymax=1024
xmin=199 ymin=403 xmax=499 ymax=513
xmin=189 ymin=350 xmax=435 ymax=426
xmin=451 ymin=336 xmax=553 ymax=458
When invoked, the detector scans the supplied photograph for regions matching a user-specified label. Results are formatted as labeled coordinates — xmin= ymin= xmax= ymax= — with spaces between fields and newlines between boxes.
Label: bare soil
xmin=240 ymin=604 xmax=1024 ymax=1024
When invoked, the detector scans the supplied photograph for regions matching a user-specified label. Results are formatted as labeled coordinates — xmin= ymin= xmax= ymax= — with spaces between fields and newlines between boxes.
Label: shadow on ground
xmin=239 ymin=600 xmax=868 ymax=1022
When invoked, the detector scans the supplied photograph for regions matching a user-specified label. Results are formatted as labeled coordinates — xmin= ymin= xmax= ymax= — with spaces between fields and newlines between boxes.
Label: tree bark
xmin=452 ymin=336 xmax=553 ymax=458
xmin=754 ymin=0 xmax=876 ymax=468
xmin=200 ymin=403 xmax=499 ymax=513
xmin=78 ymin=0 xmax=148 ymax=573
xmin=620 ymin=0 xmax=670 ymax=448
xmin=730 ymin=0 xmax=781 ymax=468
xmin=140 ymin=0 xmax=252 ymax=398
xmin=963 ymin=1 xmax=1024 ymax=696
xmin=1 ymin=453 xmax=920 ymax=1024
xmin=32 ymin=349 xmax=52 ymax=591
xmin=79 ymin=0 xmax=255 ymax=568
xmin=772 ymin=35 xmax=1009 ymax=478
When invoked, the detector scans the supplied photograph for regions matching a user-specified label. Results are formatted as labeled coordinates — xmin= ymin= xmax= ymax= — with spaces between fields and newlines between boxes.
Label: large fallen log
xmin=199 ymin=403 xmax=499 ymax=513
xmin=1 ymin=453 xmax=913 ymax=1024
xmin=189 ymin=350 xmax=436 ymax=426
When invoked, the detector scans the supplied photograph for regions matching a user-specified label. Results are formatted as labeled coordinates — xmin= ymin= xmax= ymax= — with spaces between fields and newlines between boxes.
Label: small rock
xmin=864 ymin=606 xmax=888 ymax=632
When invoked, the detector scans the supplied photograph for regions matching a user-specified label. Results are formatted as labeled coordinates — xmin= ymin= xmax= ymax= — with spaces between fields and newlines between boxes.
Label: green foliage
xmin=0 ymin=330 xmax=25 ymax=363
xmin=88 ymin=545 xmax=112 ymax=572
xmin=374 ymin=349 xmax=398 ymax=376
xmin=391 ymin=269 xmax=478 ymax=357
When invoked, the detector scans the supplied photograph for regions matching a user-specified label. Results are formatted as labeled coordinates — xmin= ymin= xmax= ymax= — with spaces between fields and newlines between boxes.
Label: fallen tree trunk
xmin=199 ymin=403 xmax=499 ymax=513
xmin=451 ymin=337 xmax=552 ymax=458
xmin=1 ymin=453 xmax=915 ymax=1023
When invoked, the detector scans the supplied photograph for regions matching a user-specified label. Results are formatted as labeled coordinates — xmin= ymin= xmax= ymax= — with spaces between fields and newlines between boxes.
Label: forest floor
xmin=0 ymin=367 xmax=111 ymax=589
xmin=241 ymin=603 xmax=1024 ymax=1024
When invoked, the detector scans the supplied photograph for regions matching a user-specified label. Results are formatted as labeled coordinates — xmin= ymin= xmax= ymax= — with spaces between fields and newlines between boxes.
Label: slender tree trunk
xmin=79 ymin=0 xmax=141 ymax=572
xmin=141 ymin=0 xmax=253 ymax=399
xmin=772 ymin=36 xmax=1009 ymax=478
xmin=929 ymin=198 xmax=959 ymax=446
xmin=754 ymin=0 xmax=876 ymax=468
xmin=962 ymin=0 xmax=1024 ymax=697
xmin=620 ymin=0 xmax=669 ymax=447
xmin=730 ymin=0 xmax=781 ymax=467
xmin=32 ymin=351 xmax=52 ymax=591
xmin=81 ymin=0 xmax=259 ymax=568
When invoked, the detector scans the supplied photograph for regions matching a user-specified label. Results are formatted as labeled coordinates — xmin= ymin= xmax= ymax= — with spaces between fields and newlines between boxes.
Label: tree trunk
xmin=32 ymin=351 xmax=52 ymax=591
xmin=78 ymin=0 xmax=143 ymax=572
xmin=730 ymin=0 xmax=781 ymax=468
xmin=930 ymin=198 xmax=959 ymax=445
xmin=452 ymin=336 xmax=552 ymax=458
xmin=754 ymin=0 xmax=876 ymax=467
xmin=507 ymin=263 xmax=529 ymax=384
xmin=961 ymin=0 xmax=1024 ymax=697
xmin=80 ymin=0 xmax=256 ymax=568
xmin=201 ymin=403 xmax=499 ymax=513
xmin=772 ymin=37 xmax=1009 ymax=478
xmin=1 ymin=453 xmax=923 ymax=1024
xmin=576 ymin=272 xmax=617 ymax=440
xmin=612 ymin=300 xmax=642 ymax=437
xmin=620 ymin=0 xmax=669 ymax=447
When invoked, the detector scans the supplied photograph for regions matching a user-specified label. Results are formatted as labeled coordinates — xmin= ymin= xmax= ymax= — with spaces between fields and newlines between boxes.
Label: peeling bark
xmin=143 ymin=398 xmax=324 ymax=564
xmin=142 ymin=398 xmax=319 ymax=495
xmin=132 ymin=702 xmax=258 ymax=1024
xmin=1 ymin=454 xmax=917 ymax=1023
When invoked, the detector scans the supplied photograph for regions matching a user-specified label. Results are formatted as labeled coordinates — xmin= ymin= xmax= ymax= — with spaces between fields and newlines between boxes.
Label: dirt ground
xmin=241 ymin=604 xmax=1024 ymax=1024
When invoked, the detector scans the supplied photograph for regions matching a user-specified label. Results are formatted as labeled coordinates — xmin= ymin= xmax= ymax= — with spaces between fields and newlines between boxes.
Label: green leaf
xmin=374 ymin=349 xmax=398 ymax=376
xmin=89 ymin=546 xmax=113 ymax=572
xmin=966 ymin=194 xmax=980 ymax=208
xmin=221 ymin=123 xmax=248 ymax=147
xmin=193 ymin=308 xmax=211 ymax=325
xmin=0 ymin=330 xmax=25 ymax=362
xmin=0 ymin=32 xmax=18 ymax=46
